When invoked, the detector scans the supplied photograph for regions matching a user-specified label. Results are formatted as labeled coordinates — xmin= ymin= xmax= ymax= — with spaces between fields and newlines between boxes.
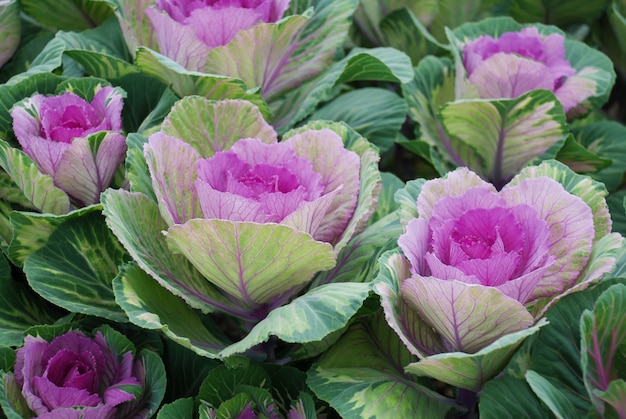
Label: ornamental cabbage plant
xmin=376 ymin=160 xmax=623 ymax=391
xmin=110 ymin=0 xmax=358 ymax=105
xmin=101 ymin=97 xmax=380 ymax=353
xmin=402 ymin=17 xmax=615 ymax=187
xmin=0 ymin=327 xmax=165 ymax=418
xmin=448 ymin=18 xmax=615 ymax=116
xmin=1 ymin=83 xmax=127 ymax=211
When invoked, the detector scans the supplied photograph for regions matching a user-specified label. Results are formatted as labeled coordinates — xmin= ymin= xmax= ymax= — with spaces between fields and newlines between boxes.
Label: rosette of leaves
xmin=373 ymin=159 xmax=622 ymax=395
xmin=0 ymin=323 xmax=165 ymax=419
xmin=100 ymin=97 xmax=381 ymax=359
xmin=402 ymin=17 xmax=615 ymax=187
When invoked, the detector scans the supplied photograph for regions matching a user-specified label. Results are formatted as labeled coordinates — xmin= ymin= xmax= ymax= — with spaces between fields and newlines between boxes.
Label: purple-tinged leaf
xmin=203 ymin=0 xmax=358 ymax=102
xmin=580 ymin=284 xmax=626 ymax=414
xmin=405 ymin=320 xmax=547 ymax=391
xmin=502 ymin=170 xmax=596 ymax=299
xmin=160 ymin=97 xmax=277 ymax=158
xmin=144 ymin=133 xmax=202 ymax=226
xmin=166 ymin=219 xmax=336 ymax=309
xmin=144 ymin=7 xmax=211 ymax=71
xmin=508 ymin=159 xmax=612 ymax=242
xmin=375 ymin=250 xmax=446 ymax=358
xmin=101 ymin=189 xmax=242 ymax=317
xmin=438 ymin=90 xmax=567 ymax=186
xmin=286 ymin=129 xmax=360 ymax=245
xmin=0 ymin=139 xmax=71 ymax=214
xmin=415 ymin=167 xmax=494 ymax=222
xmin=401 ymin=275 xmax=534 ymax=353
xmin=53 ymin=132 xmax=126 ymax=206
xmin=113 ymin=262 xmax=228 ymax=358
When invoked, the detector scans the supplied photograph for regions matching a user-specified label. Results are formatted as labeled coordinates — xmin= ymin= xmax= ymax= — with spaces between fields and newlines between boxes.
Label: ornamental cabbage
xmin=102 ymin=98 xmax=380 ymax=329
xmin=451 ymin=20 xmax=614 ymax=116
xmin=1 ymin=329 xmax=163 ymax=419
xmin=376 ymin=161 xmax=623 ymax=389
xmin=9 ymin=85 xmax=126 ymax=208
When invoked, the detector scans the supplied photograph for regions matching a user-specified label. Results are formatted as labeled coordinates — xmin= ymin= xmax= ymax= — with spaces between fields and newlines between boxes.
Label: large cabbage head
xmin=102 ymin=98 xmax=381 ymax=325
xmin=375 ymin=161 xmax=623 ymax=390
xmin=8 ymin=84 xmax=126 ymax=209
xmin=0 ymin=328 xmax=165 ymax=419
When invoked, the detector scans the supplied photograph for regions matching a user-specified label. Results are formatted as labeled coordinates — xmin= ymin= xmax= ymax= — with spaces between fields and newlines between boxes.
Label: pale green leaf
xmin=220 ymin=282 xmax=373 ymax=357
xmin=23 ymin=209 xmax=129 ymax=321
xmin=113 ymin=262 xmax=228 ymax=359
xmin=405 ymin=320 xmax=547 ymax=391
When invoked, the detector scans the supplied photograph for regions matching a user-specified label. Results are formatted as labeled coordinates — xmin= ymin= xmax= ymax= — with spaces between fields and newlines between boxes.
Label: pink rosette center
xmin=39 ymin=93 xmax=108 ymax=143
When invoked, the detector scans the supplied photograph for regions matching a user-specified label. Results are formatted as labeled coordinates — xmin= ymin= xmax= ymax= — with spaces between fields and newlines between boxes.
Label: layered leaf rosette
xmin=101 ymin=97 xmax=380 ymax=356
xmin=110 ymin=0 xmax=359 ymax=106
xmin=402 ymin=17 xmax=615 ymax=187
xmin=0 ymin=82 xmax=127 ymax=213
xmin=0 ymin=326 xmax=165 ymax=418
xmin=375 ymin=160 xmax=623 ymax=390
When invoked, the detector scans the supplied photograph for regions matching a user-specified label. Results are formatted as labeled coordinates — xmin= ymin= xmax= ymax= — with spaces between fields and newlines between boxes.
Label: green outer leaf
xmin=479 ymin=374 xmax=549 ymax=419
xmin=570 ymin=121 xmax=626 ymax=192
xmin=156 ymin=397 xmax=195 ymax=419
xmin=0 ymin=370 xmax=32 ymax=419
xmin=166 ymin=219 xmax=337 ymax=307
xmin=125 ymin=133 xmax=156 ymax=200
xmin=524 ymin=278 xmax=626 ymax=414
xmin=134 ymin=47 xmax=271 ymax=119
xmin=23 ymin=209 xmax=129 ymax=322
xmin=307 ymin=313 xmax=454 ymax=418
xmin=370 ymin=172 xmax=405 ymax=224
xmin=8 ymin=208 xmax=90 ymax=266
xmin=5 ymin=38 xmax=65 ymax=85
xmin=308 ymin=87 xmax=408 ymax=152
xmin=580 ymin=284 xmax=626 ymax=413
xmin=405 ymin=320 xmax=547 ymax=391
xmin=0 ymin=139 xmax=71 ymax=214
xmin=276 ymin=47 xmax=413 ymax=131
xmin=114 ymin=262 xmax=227 ymax=359
xmin=0 ymin=254 xmax=64 ymax=347
xmin=197 ymin=362 xmax=269 ymax=409
xmin=525 ymin=370 xmax=581 ymax=419
xmin=131 ymin=349 xmax=167 ymax=419
xmin=161 ymin=97 xmax=277 ymax=158
xmin=220 ymin=282 xmax=373 ymax=357
xmin=439 ymin=90 xmax=566 ymax=186
xmin=394 ymin=178 xmax=426 ymax=227
xmin=429 ymin=0 xmax=502 ymax=42
xmin=555 ymin=134 xmax=612 ymax=175
xmin=101 ymin=189 xmax=237 ymax=316
xmin=509 ymin=0 xmax=610 ymax=27
xmin=21 ymin=0 xmax=114 ymax=31
xmin=379 ymin=7 xmax=447 ymax=66
xmin=401 ymin=55 xmax=460 ymax=171
xmin=162 ymin=339 xmax=220 ymax=401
